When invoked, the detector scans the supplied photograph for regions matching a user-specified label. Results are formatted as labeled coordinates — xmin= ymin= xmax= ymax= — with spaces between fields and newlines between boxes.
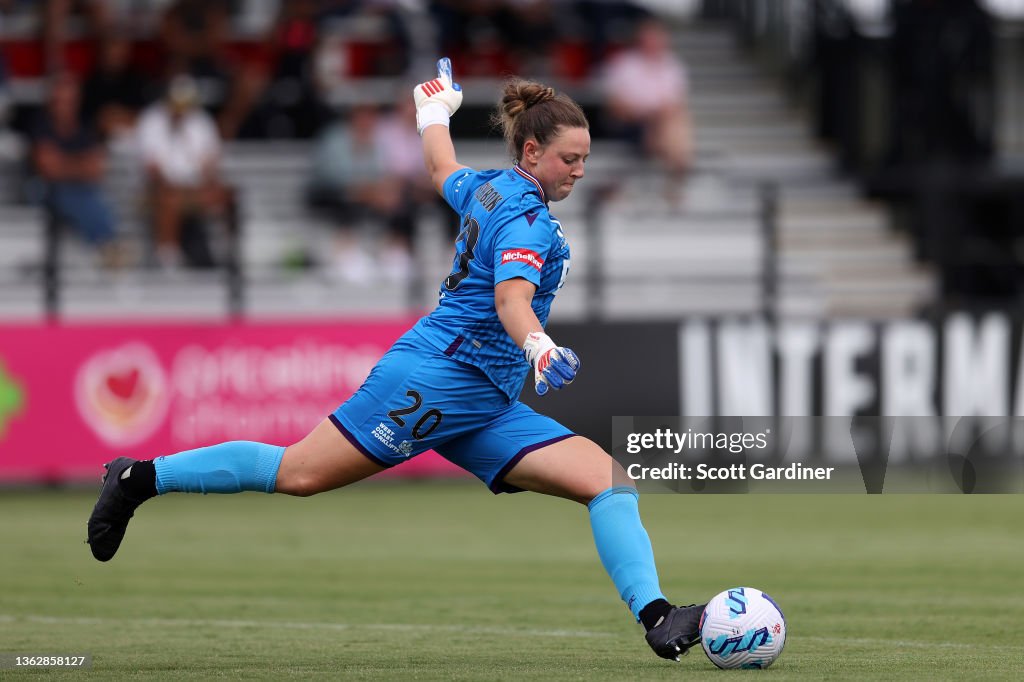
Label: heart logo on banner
xmin=74 ymin=343 xmax=169 ymax=447
xmin=106 ymin=368 xmax=139 ymax=401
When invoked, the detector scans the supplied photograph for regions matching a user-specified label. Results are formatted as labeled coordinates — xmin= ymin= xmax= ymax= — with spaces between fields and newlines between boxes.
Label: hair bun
xmin=523 ymin=85 xmax=556 ymax=109
xmin=491 ymin=77 xmax=588 ymax=161
xmin=499 ymin=79 xmax=556 ymax=119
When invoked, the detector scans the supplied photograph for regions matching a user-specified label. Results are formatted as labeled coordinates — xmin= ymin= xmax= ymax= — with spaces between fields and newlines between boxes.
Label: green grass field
xmin=1 ymin=483 xmax=1022 ymax=680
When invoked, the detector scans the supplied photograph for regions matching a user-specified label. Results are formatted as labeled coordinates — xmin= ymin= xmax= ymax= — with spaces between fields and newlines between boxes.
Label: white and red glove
xmin=413 ymin=57 xmax=463 ymax=135
xmin=523 ymin=332 xmax=580 ymax=396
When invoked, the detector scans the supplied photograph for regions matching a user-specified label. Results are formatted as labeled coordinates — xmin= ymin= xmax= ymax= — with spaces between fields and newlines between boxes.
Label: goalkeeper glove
xmin=414 ymin=57 xmax=463 ymax=135
xmin=523 ymin=332 xmax=580 ymax=396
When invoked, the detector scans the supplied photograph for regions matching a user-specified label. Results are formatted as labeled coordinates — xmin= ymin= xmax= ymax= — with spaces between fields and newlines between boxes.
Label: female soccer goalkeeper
xmin=87 ymin=59 xmax=705 ymax=662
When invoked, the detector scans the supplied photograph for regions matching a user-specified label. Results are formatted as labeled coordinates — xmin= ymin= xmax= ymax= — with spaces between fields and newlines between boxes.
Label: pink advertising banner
xmin=0 ymin=320 xmax=468 ymax=483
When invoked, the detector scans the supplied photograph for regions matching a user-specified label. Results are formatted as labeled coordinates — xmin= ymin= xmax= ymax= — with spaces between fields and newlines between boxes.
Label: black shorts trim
xmin=328 ymin=414 xmax=394 ymax=469
xmin=489 ymin=433 xmax=576 ymax=494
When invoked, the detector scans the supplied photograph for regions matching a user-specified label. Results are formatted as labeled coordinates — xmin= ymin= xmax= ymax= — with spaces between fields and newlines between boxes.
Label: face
xmin=102 ymin=38 xmax=131 ymax=69
xmin=637 ymin=21 xmax=670 ymax=57
xmin=522 ymin=126 xmax=590 ymax=202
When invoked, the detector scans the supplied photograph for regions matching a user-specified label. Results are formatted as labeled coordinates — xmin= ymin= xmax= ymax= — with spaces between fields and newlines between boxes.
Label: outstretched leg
xmin=502 ymin=436 xmax=705 ymax=661
xmin=87 ymin=418 xmax=384 ymax=561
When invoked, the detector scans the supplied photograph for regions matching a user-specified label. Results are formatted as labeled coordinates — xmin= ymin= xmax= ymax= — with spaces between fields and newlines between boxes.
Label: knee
xmin=274 ymin=471 xmax=326 ymax=497
xmin=575 ymin=457 xmax=637 ymax=505
xmin=583 ymin=484 xmax=639 ymax=509
xmin=573 ymin=477 xmax=623 ymax=506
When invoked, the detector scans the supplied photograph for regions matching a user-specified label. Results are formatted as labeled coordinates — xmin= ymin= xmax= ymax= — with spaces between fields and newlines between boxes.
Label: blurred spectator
xmin=601 ymin=17 xmax=692 ymax=201
xmin=42 ymin=0 xmax=113 ymax=74
xmin=429 ymin=0 xmax=522 ymax=76
xmin=432 ymin=1 xmax=642 ymax=79
xmin=247 ymin=0 xmax=332 ymax=139
xmin=158 ymin=0 xmax=231 ymax=80
xmin=31 ymin=71 xmax=122 ymax=266
xmin=494 ymin=0 xmax=561 ymax=75
xmin=377 ymin=95 xmax=446 ymax=265
xmin=308 ymin=101 xmax=426 ymax=284
xmin=313 ymin=1 xmax=413 ymax=121
xmin=80 ymin=32 xmax=155 ymax=143
xmin=376 ymin=98 xmax=428 ymax=191
xmin=137 ymin=75 xmax=232 ymax=268
xmin=573 ymin=0 xmax=652 ymax=63
xmin=157 ymin=0 xmax=264 ymax=140
xmin=319 ymin=0 xmax=411 ymax=76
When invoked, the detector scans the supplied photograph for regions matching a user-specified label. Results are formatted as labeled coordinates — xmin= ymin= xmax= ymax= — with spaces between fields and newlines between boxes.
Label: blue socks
xmin=588 ymin=486 xmax=666 ymax=621
xmin=154 ymin=441 xmax=285 ymax=495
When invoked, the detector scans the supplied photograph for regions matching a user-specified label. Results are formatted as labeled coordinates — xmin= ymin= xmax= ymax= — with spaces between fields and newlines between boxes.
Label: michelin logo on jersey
xmin=501 ymin=249 xmax=544 ymax=271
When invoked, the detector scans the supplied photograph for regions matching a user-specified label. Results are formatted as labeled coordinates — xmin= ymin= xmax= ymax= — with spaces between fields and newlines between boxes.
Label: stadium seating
xmin=0 ymin=20 xmax=934 ymax=321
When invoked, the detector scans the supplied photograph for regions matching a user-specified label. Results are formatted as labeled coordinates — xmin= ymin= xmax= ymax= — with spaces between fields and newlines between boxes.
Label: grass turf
xmin=1 ymin=482 xmax=1022 ymax=680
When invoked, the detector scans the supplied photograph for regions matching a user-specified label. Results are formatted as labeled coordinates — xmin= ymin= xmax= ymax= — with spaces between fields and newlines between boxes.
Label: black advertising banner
xmin=532 ymin=313 xmax=1024 ymax=460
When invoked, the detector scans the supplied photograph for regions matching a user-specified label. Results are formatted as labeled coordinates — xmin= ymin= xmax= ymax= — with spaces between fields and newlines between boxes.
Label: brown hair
xmin=492 ymin=78 xmax=589 ymax=161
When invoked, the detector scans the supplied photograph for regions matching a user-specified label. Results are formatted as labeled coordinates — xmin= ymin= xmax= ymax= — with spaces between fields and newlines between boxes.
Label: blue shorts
xmin=330 ymin=330 xmax=575 ymax=493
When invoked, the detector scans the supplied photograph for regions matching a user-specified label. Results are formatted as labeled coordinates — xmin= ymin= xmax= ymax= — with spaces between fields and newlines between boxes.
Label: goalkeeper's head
xmin=493 ymin=79 xmax=590 ymax=202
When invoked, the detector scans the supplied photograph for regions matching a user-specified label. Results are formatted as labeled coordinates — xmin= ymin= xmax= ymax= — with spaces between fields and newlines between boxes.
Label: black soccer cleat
xmin=645 ymin=603 xmax=706 ymax=661
xmin=87 ymin=457 xmax=145 ymax=562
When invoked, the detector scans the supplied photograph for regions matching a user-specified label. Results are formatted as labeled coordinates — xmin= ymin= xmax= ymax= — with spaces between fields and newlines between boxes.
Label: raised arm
xmin=414 ymin=58 xmax=468 ymax=194
xmin=421 ymin=125 xmax=465 ymax=195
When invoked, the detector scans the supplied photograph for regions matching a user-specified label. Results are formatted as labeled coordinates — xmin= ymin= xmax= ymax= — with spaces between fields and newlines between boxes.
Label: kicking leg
xmin=502 ymin=436 xmax=704 ymax=661
xmin=87 ymin=418 xmax=384 ymax=561
xmin=274 ymin=417 xmax=385 ymax=496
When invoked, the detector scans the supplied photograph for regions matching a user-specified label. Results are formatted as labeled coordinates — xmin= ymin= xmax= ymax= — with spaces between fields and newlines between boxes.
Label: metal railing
xmin=40 ymin=188 xmax=245 ymax=319
xmin=36 ymin=171 xmax=779 ymax=322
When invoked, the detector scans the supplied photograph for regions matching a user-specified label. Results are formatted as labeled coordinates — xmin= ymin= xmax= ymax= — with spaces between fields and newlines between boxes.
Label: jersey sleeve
xmin=492 ymin=207 xmax=553 ymax=287
xmin=441 ymin=167 xmax=476 ymax=214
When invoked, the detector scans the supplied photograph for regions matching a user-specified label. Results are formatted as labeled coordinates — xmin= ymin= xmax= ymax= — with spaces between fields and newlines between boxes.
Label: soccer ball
xmin=699 ymin=587 xmax=786 ymax=669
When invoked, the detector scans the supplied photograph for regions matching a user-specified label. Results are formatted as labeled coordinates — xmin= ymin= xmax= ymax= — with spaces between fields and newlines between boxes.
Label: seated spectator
xmin=307 ymin=102 xmax=423 ymax=284
xmin=31 ymin=71 xmax=123 ymax=266
xmin=81 ymin=32 xmax=155 ymax=144
xmin=376 ymin=95 xmax=442 ymax=278
xmin=157 ymin=0 xmax=265 ymax=140
xmin=601 ymin=17 xmax=692 ymax=202
xmin=137 ymin=75 xmax=232 ymax=268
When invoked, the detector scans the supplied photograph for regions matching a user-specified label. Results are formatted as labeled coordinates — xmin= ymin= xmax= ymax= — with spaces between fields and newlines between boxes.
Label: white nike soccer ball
xmin=699 ymin=587 xmax=786 ymax=669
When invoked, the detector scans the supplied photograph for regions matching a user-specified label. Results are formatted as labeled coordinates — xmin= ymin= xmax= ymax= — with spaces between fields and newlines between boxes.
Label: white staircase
xmin=680 ymin=24 xmax=935 ymax=318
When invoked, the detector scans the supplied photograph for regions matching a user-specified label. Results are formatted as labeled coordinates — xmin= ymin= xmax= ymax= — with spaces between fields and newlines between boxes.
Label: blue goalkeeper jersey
xmin=411 ymin=164 xmax=571 ymax=401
